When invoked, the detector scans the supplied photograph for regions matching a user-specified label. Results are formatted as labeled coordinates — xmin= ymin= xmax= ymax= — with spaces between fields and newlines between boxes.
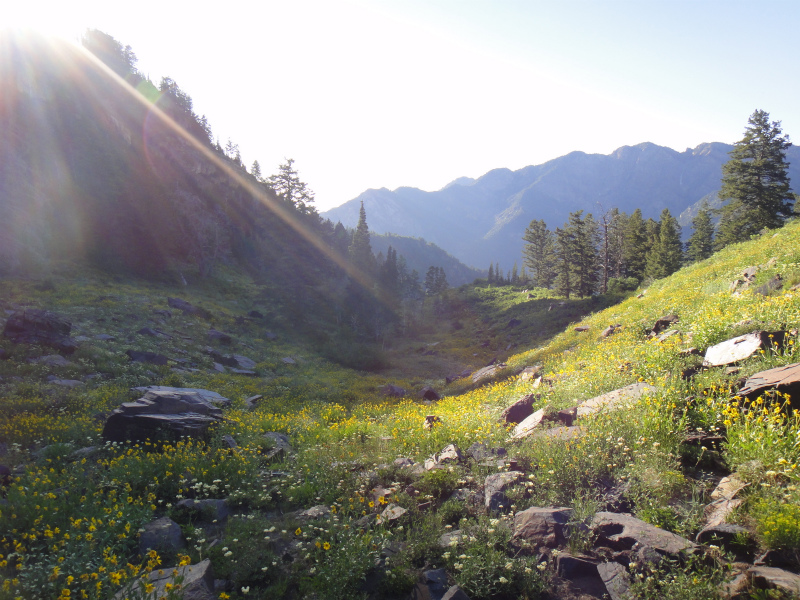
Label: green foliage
xmin=687 ymin=202 xmax=715 ymax=263
xmin=522 ymin=219 xmax=555 ymax=289
xmin=716 ymin=109 xmax=795 ymax=248
xmin=645 ymin=208 xmax=683 ymax=280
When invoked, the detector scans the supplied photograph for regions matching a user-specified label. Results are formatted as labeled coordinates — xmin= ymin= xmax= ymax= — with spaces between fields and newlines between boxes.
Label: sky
xmin=6 ymin=0 xmax=800 ymax=211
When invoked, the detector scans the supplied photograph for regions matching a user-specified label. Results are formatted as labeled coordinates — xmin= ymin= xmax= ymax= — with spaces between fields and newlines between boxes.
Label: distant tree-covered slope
xmin=370 ymin=233 xmax=484 ymax=287
xmin=323 ymin=142 xmax=800 ymax=269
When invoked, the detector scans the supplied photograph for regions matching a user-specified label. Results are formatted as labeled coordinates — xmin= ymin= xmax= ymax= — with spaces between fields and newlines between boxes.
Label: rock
xmin=297 ymin=505 xmax=331 ymax=521
xmin=538 ymin=426 xmax=584 ymax=441
xmin=30 ymin=354 xmax=72 ymax=367
xmin=602 ymin=324 xmax=622 ymax=338
xmin=126 ymin=350 xmax=169 ymax=365
xmin=576 ymin=383 xmax=657 ymax=418
xmin=102 ymin=388 xmax=227 ymax=443
xmin=574 ymin=326 xmax=590 ymax=332
xmin=382 ymin=384 xmax=407 ymax=397
xmin=208 ymin=329 xmax=233 ymax=344
xmin=137 ymin=327 xmax=160 ymax=337
xmin=437 ymin=443 xmax=464 ymax=464
xmin=174 ymin=499 xmax=230 ymax=522
xmin=131 ymin=387 xmax=231 ymax=408
xmin=138 ymin=517 xmax=186 ymax=555
xmin=519 ymin=365 xmax=543 ymax=381
xmin=471 ymin=364 xmax=505 ymax=385
xmin=221 ymin=435 xmax=238 ymax=449
xmin=657 ymin=329 xmax=680 ymax=342
xmin=281 ymin=357 xmax=296 ymax=365
xmin=511 ymin=408 xmax=546 ymax=439
xmin=711 ymin=475 xmax=747 ymax=500
xmin=247 ymin=310 xmax=264 ymax=319
xmin=423 ymin=415 xmax=442 ymax=430
xmin=420 ymin=386 xmax=441 ymax=401
xmin=0 ymin=348 xmax=9 ymax=360
xmin=379 ymin=504 xmax=407 ymax=524
xmin=597 ymin=561 xmax=632 ymax=600
xmin=513 ymin=507 xmax=573 ymax=548
xmin=591 ymin=512 xmax=696 ymax=557
xmin=212 ymin=362 xmax=226 ymax=373
xmin=737 ymin=362 xmax=800 ymax=403
xmin=393 ymin=457 xmax=414 ymax=468
xmin=262 ymin=432 xmax=293 ymax=461
xmin=500 ymin=393 xmax=538 ymax=425
xmin=755 ymin=274 xmax=783 ymax=296
xmin=244 ymin=394 xmax=262 ymax=409
xmin=441 ymin=585 xmax=471 ymax=600
xmin=703 ymin=331 xmax=787 ymax=367
xmin=556 ymin=407 xmax=578 ymax=426
xmin=484 ymin=471 xmax=523 ymax=513
xmin=556 ymin=554 xmax=607 ymax=597
xmin=3 ymin=309 xmax=77 ymax=354
xmin=703 ymin=497 xmax=743 ymax=530
xmin=167 ymin=297 xmax=212 ymax=319
xmin=649 ymin=314 xmax=679 ymax=335
xmin=120 ymin=559 xmax=215 ymax=600
xmin=749 ymin=566 xmax=800 ymax=595
xmin=410 ymin=568 xmax=449 ymax=600
xmin=49 ymin=378 xmax=83 ymax=387
xmin=230 ymin=368 xmax=256 ymax=376
xmin=153 ymin=309 xmax=172 ymax=319
xmin=439 ymin=529 xmax=466 ymax=548
xmin=696 ymin=523 xmax=753 ymax=555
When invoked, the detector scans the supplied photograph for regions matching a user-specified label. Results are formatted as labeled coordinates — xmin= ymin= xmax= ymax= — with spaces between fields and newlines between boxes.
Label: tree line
xmin=516 ymin=109 xmax=795 ymax=298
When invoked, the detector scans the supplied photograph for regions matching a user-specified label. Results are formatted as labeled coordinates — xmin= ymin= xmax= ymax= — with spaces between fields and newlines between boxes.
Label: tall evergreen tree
xmin=716 ymin=110 xmax=794 ymax=248
xmin=645 ymin=208 xmax=682 ymax=279
xmin=267 ymin=158 xmax=316 ymax=215
xmin=570 ymin=211 xmax=599 ymax=297
xmin=487 ymin=263 xmax=494 ymax=284
xmin=348 ymin=201 xmax=374 ymax=274
xmin=687 ymin=202 xmax=715 ymax=263
xmin=553 ymin=226 xmax=573 ymax=299
xmin=623 ymin=209 xmax=647 ymax=281
xmin=522 ymin=219 xmax=555 ymax=288
xmin=607 ymin=209 xmax=628 ymax=279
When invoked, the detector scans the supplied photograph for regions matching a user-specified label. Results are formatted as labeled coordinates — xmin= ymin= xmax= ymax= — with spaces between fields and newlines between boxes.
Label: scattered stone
xmin=423 ymin=415 xmax=442 ymax=430
xmin=394 ymin=457 xmax=415 ymax=468
xmin=755 ymin=274 xmax=783 ymax=296
xmin=248 ymin=310 xmax=264 ymax=319
xmin=0 ymin=348 xmax=9 ymax=360
xmin=485 ymin=471 xmax=523 ymax=513
xmin=174 ymin=499 xmax=230 ymax=522
xmin=556 ymin=407 xmax=578 ymax=426
xmin=420 ymin=386 xmax=441 ymax=401
xmin=499 ymin=393 xmax=538 ymax=426
xmin=138 ymin=517 xmax=186 ymax=555
xmin=410 ymin=568 xmax=449 ymax=600
xmin=511 ymin=408 xmax=546 ymax=439
xmin=262 ymin=432 xmax=293 ymax=461
xmin=244 ymin=395 xmax=262 ymax=409
xmin=737 ymin=362 xmax=800 ymax=402
xmin=152 ymin=309 xmax=172 ymax=319
xmin=137 ymin=327 xmax=160 ymax=337
xmin=556 ymin=554 xmax=607 ymax=597
xmin=591 ymin=512 xmax=696 ymax=557
xmin=602 ymin=324 xmax=622 ymax=338
xmin=703 ymin=331 xmax=787 ymax=367
xmin=94 ymin=333 xmax=116 ymax=341
xmin=597 ymin=561 xmax=633 ymax=600
xmin=696 ymin=523 xmax=753 ymax=556
xmin=230 ymin=368 xmax=256 ymax=376
xmin=31 ymin=354 xmax=72 ymax=367
xmin=382 ymin=384 xmax=407 ymax=397
xmin=439 ymin=530 xmax=466 ymax=548
xmin=131 ymin=387 xmax=231 ymax=408
xmin=208 ymin=329 xmax=233 ymax=344
xmin=519 ymin=365 xmax=543 ymax=381
xmin=282 ymin=357 xmax=296 ymax=365
xmin=513 ymin=507 xmax=573 ymax=548
xmin=120 ymin=559 xmax=214 ymax=600
xmin=48 ymin=378 xmax=83 ymax=387
xmin=749 ymin=566 xmax=800 ymax=596
xmin=102 ymin=388 xmax=227 ymax=443
xmin=441 ymin=585 xmax=471 ymax=600
xmin=538 ymin=426 xmax=584 ymax=441
xmin=574 ymin=326 xmax=589 ymax=332
xmin=576 ymin=383 xmax=657 ymax=419
xmin=437 ymin=444 xmax=464 ymax=464
xmin=471 ymin=364 xmax=505 ymax=385
xmin=297 ymin=505 xmax=331 ymax=521
xmin=167 ymin=297 xmax=212 ymax=319
xmin=649 ymin=314 xmax=679 ymax=335
xmin=221 ymin=435 xmax=238 ymax=449
xmin=380 ymin=504 xmax=407 ymax=524
xmin=126 ymin=350 xmax=169 ymax=365
xmin=212 ymin=362 xmax=226 ymax=373
xmin=3 ymin=309 xmax=77 ymax=354
xmin=657 ymin=329 xmax=680 ymax=342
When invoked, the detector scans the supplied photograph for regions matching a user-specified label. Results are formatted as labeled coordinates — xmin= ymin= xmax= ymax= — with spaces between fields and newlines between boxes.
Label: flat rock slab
xmin=749 ymin=566 xmax=800 ymax=595
xmin=738 ymin=362 xmax=800 ymax=401
xmin=536 ymin=426 xmax=584 ymax=441
xmin=485 ymin=471 xmax=524 ymax=513
xmin=577 ymin=383 xmax=656 ymax=418
xmin=597 ymin=561 xmax=632 ymax=600
xmin=513 ymin=506 xmax=573 ymax=548
xmin=31 ymin=354 xmax=72 ymax=367
xmin=131 ymin=386 xmax=231 ymax=408
xmin=512 ymin=408 xmax=546 ymax=439
xmin=119 ymin=559 xmax=214 ymax=600
xmin=472 ymin=364 xmax=505 ymax=385
xmin=167 ymin=297 xmax=212 ymax=319
xmin=703 ymin=331 xmax=786 ymax=367
xmin=500 ymin=393 xmax=538 ymax=425
xmin=126 ymin=349 xmax=169 ymax=365
xmin=591 ymin=512 xmax=696 ymax=557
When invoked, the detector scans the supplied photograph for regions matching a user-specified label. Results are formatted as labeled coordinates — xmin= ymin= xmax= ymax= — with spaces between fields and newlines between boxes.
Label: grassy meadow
xmin=2 ymin=222 xmax=800 ymax=599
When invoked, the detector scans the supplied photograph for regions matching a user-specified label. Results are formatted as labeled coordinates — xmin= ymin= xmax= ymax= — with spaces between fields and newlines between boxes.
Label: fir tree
xmin=645 ymin=208 xmax=682 ymax=279
xmin=553 ymin=226 xmax=573 ymax=299
xmin=570 ymin=211 xmax=599 ymax=298
xmin=522 ymin=219 xmax=555 ymax=288
xmin=349 ymin=201 xmax=374 ymax=274
xmin=623 ymin=209 xmax=647 ymax=281
xmin=687 ymin=202 xmax=715 ymax=263
xmin=487 ymin=263 xmax=494 ymax=284
xmin=716 ymin=110 xmax=794 ymax=248
xmin=267 ymin=158 xmax=316 ymax=215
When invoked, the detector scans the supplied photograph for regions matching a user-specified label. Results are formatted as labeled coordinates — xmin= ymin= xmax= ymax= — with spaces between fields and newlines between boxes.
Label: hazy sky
xmin=7 ymin=0 xmax=800 ymax=211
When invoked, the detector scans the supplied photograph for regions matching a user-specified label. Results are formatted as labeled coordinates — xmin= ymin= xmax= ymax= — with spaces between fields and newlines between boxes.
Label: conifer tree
xmin=349 ymin=201 xmax=374 ymax=274
xmin=716 ymin=110 xmax=794 ymax=248
xmin=511 ymin=262 xmax=519 ymax=285
xmin=487 ymin=263 xmax=494 ymax=284
xmin=623 ymin=209 xmax=647 ymax=281
xmin=522 ymin=219 xmax=555 ymax=288
xmin=645 ymin=208 xmax=682 ymax=279
xmin=267 ymin=158 xmax=316 ymax=215
xmin=553 ymin=226 xmax=573 ymax=299
xmin=570 ymin=211 xmax=599 ymax=297
xmin=250 ymin=160 xmax=262 ymax=180
xmin=687 ymin=202 xmax=715 ymax=263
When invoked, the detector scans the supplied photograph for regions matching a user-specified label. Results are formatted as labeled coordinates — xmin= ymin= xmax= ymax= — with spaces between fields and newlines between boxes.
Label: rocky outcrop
xmin=513 ymin=507 xmax=573 ymax=548
xmin=3 ymin=309 xmax=77 ymax=354
xmin=703 ymin=331 xmax=787 ymax=367
xmin=119 ymin=559 xmax=215 ymax=600
xmin=484 ymin=471 xmax=523 ymax=513
xmin=102 ymin=388 xmax=227 ymax=443
xmin=591 ymin=512 xmax=696 ymax=557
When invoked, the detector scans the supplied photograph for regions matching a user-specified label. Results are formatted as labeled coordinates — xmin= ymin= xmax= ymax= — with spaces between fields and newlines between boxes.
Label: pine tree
xmin=267 ymin=158 xmax=316 ymax=215
xmin=487 ymin=263 xmax=494 ymax=284
xmin=522 ymin=219 xmax=555 ymax=288
xmin=349 ymin=201 xmax=374 ymax=274
xmin=250 ymin=160 xmax=262 ymax=181
xmin=645 ymin=208 xmax=683 ymax=279
xmin=553 ymin=226 xmax=573 ymax=299
xmin=623 ymin=209 xmax=647 ymax=281
xmin=687 ymin=202 xmax=715 ymax=263
xmin=716 ymin=110 xmax=794 ymax=248
xmin=570 ymin=211 xmax=599 ymax=298
xmin=511 ymin=262 xmax=519 ymax=285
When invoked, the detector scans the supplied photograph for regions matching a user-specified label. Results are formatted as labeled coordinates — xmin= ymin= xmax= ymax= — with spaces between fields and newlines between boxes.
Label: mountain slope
xmin=324 ymin=142 xmax=800 ymax=269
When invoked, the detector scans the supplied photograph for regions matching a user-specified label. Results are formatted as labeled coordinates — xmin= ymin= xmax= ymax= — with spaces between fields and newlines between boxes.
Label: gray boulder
xmin=749 ymin=566 xmax=800 ymax=596
xmin=597 ymin=561 xmax=632 ymax=600
xmin=119 ymin=559 xmax=214 ymax=600
xmin=703 ymin=331 xmax=787 ymax=367
xmin=513 ymin=506 xmax=573 ymax=548
xmin=591 ymin=512 xmax=696 ymax=557
xmin=500 ymin=393 xmax=538 ymax=425
xmin=3 ymin=309 xmax=77 ymax=354
xmin=485 ymin=471 xmax=524 ymax=513
xmin=138 ymin=516 xmax=186 ymax=555
xmin=576 ymin=383 xmax=656 ymax=419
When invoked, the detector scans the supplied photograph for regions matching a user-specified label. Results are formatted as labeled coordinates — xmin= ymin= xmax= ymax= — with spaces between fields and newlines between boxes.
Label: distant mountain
xmin=324 ymin=143 xmax=800 ymax=269
xmin=371 ymin=233 xmax=484 ymax=287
